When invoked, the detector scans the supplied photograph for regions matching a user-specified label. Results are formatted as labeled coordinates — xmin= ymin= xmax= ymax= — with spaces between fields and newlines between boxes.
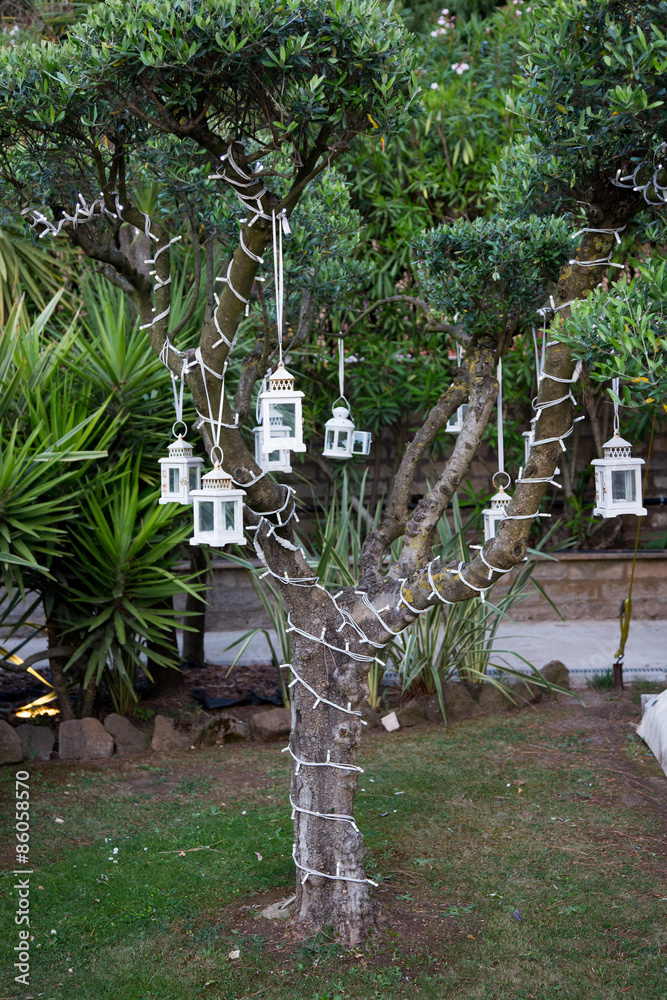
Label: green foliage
xmin=0 ymin=280 xmax=205 ymax=709
xmin=0 ymin=0 xmax=416 ymax=213
xmin=385 ymin=494 xmax=560 ymax=716
xmin=343 ymin=3 xmax=522 ymax=298
xmin=415 ymin=214 xmax=571 ymax=341
xmin=57 ymin=457 xmax=201 ymax=698
xmin=0 ymin=220 xmax=69 ymax=324
xmin=516 ymin=0 xmax=667 ymax=186
xmin=0 ymin=293 xmax=111 ymax=594
xmin=73 ymin=275 xmax=198 ymax=460
xmin=557 ymin=254 xmax=667 ymax=407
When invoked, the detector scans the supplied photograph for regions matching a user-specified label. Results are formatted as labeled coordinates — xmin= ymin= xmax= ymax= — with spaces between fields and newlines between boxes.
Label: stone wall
xmin=201 ymin=550 xmax=667 ymax=629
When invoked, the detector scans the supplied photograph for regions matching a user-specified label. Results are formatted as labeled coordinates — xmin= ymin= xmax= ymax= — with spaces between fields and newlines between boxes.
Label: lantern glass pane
xmin=268 ymin=448 xmax=281 ymax=462
xmin=221 ymin=500 xmax=236 ymax=531
xmin=168 ymin=467 xmax=179 ymax=493
xmin=611 ymin=468 xmax=635 ymax=503
xmin=326 ymin=429 xmax=335 ymax=449
xmin=352 ymin=431 xmax=370 ymax=454
xmin=269 ymin=401 xmax=295 ymax=437
xmin=337 ymin=430 xmax=349 ymax=450
xmin=189 ymin=466 xmax=199 ymax=492
xmin=198 ymin=501 xmax=215 ymax=533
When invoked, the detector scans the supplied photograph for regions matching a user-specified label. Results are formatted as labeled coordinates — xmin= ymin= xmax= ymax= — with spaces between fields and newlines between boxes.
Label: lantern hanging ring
xmin=210 ymin=445 xmax=224 ymax=466
xmin=332 ymin=394 xmax=351 ymax=413
xmin=492 ymin=470 xmax=511 ymax=491
xmin=172 ymin=420 xmax=188 ymax=439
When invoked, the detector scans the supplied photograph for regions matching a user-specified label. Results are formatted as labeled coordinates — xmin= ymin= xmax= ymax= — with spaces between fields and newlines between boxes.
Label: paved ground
xmin=6 ymin=619 xmax=667 ymax=689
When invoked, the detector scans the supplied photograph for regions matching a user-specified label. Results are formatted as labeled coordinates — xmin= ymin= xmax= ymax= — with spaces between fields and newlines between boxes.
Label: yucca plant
xmin=56 ymin=456 xmax=203 ymax=712
xmin=384 ymin=494 xmax=561 ymax=718
xmin=0 ymin=222 xmax=69 ymax=326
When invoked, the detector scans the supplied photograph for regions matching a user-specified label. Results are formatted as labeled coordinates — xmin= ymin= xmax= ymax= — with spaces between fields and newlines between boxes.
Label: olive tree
xmin=1 ymin=0 xmax=666 ymax=945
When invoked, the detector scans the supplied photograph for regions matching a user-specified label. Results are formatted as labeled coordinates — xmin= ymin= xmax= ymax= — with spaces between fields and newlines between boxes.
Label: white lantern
xmin=323 ymin=405 xmax=355 ymax=459
xmin=189 ymin=462 xmax=246 ymax=547
xmin=352 ymin=429 xmax=373 ymax=456
xmin=253 ymin=424 xmax=292 ymax=474
xmin=158 ymin=435 xmax=204 ymax=505
xmin=446 ymin=403 xmax=468 ymax=434
xmin=259 ymin=362 xmax=305 ymax=456
xmin=591 ymin=433 xmax=647 ymax=518
xmin=482 ymin=473 xmax=512 ymax=542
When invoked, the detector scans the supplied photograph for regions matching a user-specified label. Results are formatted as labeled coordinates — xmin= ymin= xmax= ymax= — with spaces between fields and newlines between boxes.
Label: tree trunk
xmin=46 ymin=622 xmax=75 ymax=721
xmin=287 ymin=605 xmax=376 ymax=945
xmin=78 ymin=674 xmax=97 ymax=718
xmin=181 ymin=546 xmax=208 ymax=668
xmin=146 ymin=599 xmax=185 ymax=699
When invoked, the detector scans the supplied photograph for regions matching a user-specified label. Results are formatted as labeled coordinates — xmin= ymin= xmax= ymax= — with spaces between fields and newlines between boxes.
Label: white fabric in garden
xmin=636 ymin=689 xmax=667 ymax=778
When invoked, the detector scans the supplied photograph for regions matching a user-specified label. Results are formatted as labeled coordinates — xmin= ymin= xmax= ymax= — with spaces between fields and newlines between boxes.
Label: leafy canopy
xmin=557 ymin=255 xmax=667 ymax=408
xmin=414 ymin=215 xmax=571 ymax=342
xmin=515 ymin=0 xmax=667 ymax=185
xmin=0 ymin=0 xmax=416 ymax=208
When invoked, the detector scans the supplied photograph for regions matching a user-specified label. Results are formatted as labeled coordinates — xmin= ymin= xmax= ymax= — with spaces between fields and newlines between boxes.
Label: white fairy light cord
xmin=532 ymin=415 xmax=585 ymax=452
xmin=284 ymin=663 xmax=368 ymax=720
xmin=426 ymin=561 xmax=456 ymax=605
xmin=286 ymin=615 xmax=383 ymax=666
xmin=282 ymin=744 xmax=364 ymax=774
xmin=21 ymin=191 xmax=118 ymax=238
xmin=455 ymin=560 xmax=491 ymax=602
xmin=397 ymin=579 xmax=430 ymax=615
xmin=612 ymin=148 xmax=667 ymax=206
xmin=292 ymin=845 xmax=378 ymax=887
xmin=289 ymin=795 xmax=359 ymax=832
xmin=139 ymin=234 xmax=183 ymax=333
xmin=354 ymin=590 xmax=403 ymax=635
xmin=479 ymin=548 xmax=513 ymax=581
xmin=572 ymin=224 xmax=626 ymax=244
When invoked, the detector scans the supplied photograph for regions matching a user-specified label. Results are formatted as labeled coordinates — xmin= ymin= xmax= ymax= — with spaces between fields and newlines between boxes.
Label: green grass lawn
xmin=1 ymin=691 xmax=666 ymax=1000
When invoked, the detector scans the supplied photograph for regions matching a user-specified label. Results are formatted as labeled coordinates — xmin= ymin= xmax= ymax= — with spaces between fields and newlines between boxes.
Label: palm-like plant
xmin=56 ymin=457 xmax=203 ymax=711
xmin=0 ymin=222 xmax=69 ymax=325
xmin=385 ymin=495 xmax=562 ymax=717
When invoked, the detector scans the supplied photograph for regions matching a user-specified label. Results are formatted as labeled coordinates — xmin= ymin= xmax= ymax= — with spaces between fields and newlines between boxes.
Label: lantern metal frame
xmin=446 ymin=403 xmax=468 ymax=434
xmin=591 ymin=432 xmax=647 ymax=518
xmin=189 ymin=452 xmax=246 ymax=547
xmin=259 ymin=362 xmax=305 ymax=456
xmin=253 ymin=423 xmax=292 ymax=473
xmin=323 ymin=401 xmax=355 ymax=459
xmin=158 ymin=427 xmax=204 ymax=505
xmin=352 ymin=429 xmax=373 ymax=456
xmin=482 ymin=472 xmax=512 ymax=542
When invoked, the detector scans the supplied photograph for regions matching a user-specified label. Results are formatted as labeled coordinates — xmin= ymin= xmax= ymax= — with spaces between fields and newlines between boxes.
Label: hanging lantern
xmin=352 ymin=429 xmax=373 ymax=456
xmin=158 ymin=434 xmax=204 ymax=505
xmin=189 ymin=461 xmax=246 ymax=547
xmin=446 ymin=403 xmax=468 ymax=434
xmin=482 ymin=473 xmax=512 ymax=542
xmin=323 ymin=404 xmax=355 ymax=459
xmin=259 ymin=362 xmax=305 ymax=456
xmin=253 ymin=424 xmax=292 ymax=473
xmin=591 ymin=433 xmax=647 ymax=518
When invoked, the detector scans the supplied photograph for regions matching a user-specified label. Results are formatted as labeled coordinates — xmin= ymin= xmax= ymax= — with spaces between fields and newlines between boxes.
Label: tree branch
xmin=358 ymin=365 xmax=470 ymax=585
xmin=0 ymin=646 xmax=75 ymax=675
